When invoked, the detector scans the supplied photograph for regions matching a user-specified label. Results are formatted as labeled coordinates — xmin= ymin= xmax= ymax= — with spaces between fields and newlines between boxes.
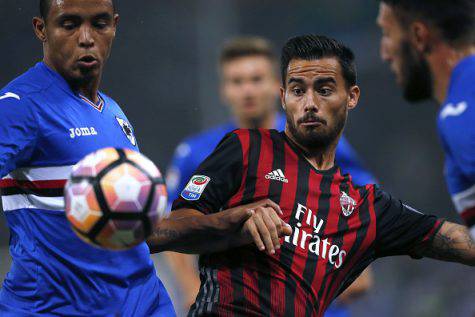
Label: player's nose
xmin=304 ymin=92 xmax=318 ymax=112
xmin=78 ymin=25 xmax=94 ymax=48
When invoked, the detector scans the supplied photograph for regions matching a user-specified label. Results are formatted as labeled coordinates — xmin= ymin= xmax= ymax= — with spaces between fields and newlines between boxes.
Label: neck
xmin=43 ymin=58 xmax=101 ymax=103
xmin=237 ymin=110 xmax=276 ymax=129
xmin=428 ymin=44 xmax=475 ymax=104
xmin=284 ymin=128 xmax=337 ymax=171
xmin=76 ymin=78 xmax=101 ymax=103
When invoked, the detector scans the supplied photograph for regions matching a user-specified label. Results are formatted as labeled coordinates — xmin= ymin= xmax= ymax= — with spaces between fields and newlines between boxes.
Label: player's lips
xmin=300 ymin=121 xmax=323 ymax=127
xmin=299 ymin=116 xmax=326 ymax=127
xmin=242 ymin=100 xmax=257 ymax=108
xmin=77 ymin=55 xmax=99 ymax=68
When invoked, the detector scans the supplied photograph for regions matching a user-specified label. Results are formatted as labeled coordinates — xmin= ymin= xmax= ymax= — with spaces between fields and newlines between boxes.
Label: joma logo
xmin=69 ymin=127 xmax=98 ymax=139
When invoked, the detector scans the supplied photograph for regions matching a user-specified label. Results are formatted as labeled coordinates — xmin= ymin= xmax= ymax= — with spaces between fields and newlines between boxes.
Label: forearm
xmin=148 ymin=214 xmax=225 ymax=254
xmin=416 ymin=221 xmax=475 ymax=266
xmin=147 ymin=208 xmax=249 ymax=254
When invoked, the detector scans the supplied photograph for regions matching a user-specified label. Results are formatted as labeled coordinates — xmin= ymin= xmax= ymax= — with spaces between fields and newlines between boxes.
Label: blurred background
xmin=0 ymin=1 xmax=473 ymax=316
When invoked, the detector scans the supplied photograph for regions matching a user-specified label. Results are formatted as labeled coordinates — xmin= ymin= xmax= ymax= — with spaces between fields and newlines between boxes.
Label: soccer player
xmin=376 ymin=0 xmax=475 ymax=239
xmin=149 ymin=35 xmax=475 ymax=317
xmin=0 ymin=0 xmax=179 ymax=315
xmin=165 ymin=37 xmax=374 ymax=316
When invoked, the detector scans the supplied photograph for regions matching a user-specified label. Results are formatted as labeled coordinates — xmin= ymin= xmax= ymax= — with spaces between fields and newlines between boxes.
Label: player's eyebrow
xmin=313 ymin=77 xmax=336 ymax=87
xmin=56 ymin=12 xmax=112 ymax=22
xmin=287 ymin=77 xmax=305 ymax=85
xmin=93 ymin=12 xmax=113 ymax=21
xmin=56 ymin=13 xmax=81 ymax=21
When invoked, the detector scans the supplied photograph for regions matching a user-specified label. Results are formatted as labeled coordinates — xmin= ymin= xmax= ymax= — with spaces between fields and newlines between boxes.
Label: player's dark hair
xmin=379 ymin=0 xmax=475 ymax=46
xmin=39 ymin=0 xmax=116 ymax=21
xmin=219 ymin=36 xmax=278 ymax=66
xmin=39 ymin=0 xmax=51 ymax=19
xmin=281 ymin=34 xmax=357 ymax=87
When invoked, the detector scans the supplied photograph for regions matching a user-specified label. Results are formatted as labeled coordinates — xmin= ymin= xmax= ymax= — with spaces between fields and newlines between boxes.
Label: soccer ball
xmin=64 ymin=147 xmax=167 ymax=250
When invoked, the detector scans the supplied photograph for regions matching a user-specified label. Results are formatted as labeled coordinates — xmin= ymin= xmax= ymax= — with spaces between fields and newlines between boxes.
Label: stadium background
xmin=0 ymin=1 xmax=473 ymax=316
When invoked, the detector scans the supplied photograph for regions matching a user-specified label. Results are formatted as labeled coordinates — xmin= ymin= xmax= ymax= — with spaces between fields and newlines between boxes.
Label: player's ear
xmin=112 ymin=14 xmax=120 ymax=34
xmin=32 ymin=17 xmax=47 ymax=43
xmin=347 ymin=85 xmax=360 ymax=110
xmin=410 ymin=21 xmax=432 ymax=54
xmin=280 ymin=86 xmax=286 ymax=110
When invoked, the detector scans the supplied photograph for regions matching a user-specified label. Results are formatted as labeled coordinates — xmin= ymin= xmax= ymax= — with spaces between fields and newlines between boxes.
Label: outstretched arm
xmin=147 ymin=199 xmax=292 ymax=254
xmin=414 ymin=221 xmax=475 ymax=266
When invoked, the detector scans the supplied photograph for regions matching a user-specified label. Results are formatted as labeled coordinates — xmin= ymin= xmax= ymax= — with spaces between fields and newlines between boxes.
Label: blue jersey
xmin=438 ymin=54 xmax=475 ymax=238
xmin=166 ymin=112 xmax=376 ymax=317
xmin=0 ymin=62 xmax=174 ymax=316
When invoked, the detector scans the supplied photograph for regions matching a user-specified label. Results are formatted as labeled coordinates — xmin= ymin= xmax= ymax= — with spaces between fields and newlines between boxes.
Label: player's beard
xmin=286 ymin=107 xmax=347 ymax=151
xmin=400 ymin=40 xmax=433 ymax=102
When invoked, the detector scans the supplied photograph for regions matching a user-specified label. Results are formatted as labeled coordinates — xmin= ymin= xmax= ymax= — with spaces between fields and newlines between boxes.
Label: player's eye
xmin=292 ymin=87 xmax=304 ymax=96
xmin=94 ymin=20 xmax=109 ymax=29
xmin=252 ymin=76 xmax=263 ymax=84
xmin=231 ymin=78 xmax=243 ymax=85
xmin=61 ymin=20 xmax=77 ymax=30
xmin=318 ymin=88 xmax=333 ymax=96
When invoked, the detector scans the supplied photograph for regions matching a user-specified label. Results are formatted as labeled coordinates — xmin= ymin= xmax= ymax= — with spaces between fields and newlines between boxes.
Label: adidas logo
xmin=265 ymin=169 xmax=288 ymax=183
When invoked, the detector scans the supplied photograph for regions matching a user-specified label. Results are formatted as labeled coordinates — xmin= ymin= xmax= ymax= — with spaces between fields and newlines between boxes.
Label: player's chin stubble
xmin=285 ymin=110 xmax=347 ymax=150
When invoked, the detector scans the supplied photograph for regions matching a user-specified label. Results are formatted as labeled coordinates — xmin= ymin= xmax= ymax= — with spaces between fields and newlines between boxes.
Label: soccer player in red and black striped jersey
xmin=149 ymin=35 xmax=475 ymax=317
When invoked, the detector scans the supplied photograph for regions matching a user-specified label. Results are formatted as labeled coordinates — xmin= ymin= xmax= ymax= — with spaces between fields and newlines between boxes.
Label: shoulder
xmin=438 ymin=96 xmax=475 ymax=147
xmin=439 ymin=59 xmax=475 ymax=128
xmin=0 ymin=64 xmax=54 ymax=115
xmin=2 ymin=63 xmax=52 ymax=98
xmin=229 ymin=128 xmax=279 ymax=140
xmin=0 ymin=87 xmax=38 ymax=119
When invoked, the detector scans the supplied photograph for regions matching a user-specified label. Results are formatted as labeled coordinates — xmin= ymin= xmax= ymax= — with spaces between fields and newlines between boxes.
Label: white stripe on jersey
xmin=452 ymin=183 xmax=475 ymax=212
xmin=3 ymin=165 xmax=73 ymax=182
xmin=2 ymin=195 xmax=64 ymax=212
xmin=1 ymin=165 xmax=72 ymax=212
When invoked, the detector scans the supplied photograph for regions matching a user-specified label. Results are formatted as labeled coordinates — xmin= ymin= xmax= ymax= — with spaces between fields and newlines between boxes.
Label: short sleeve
xmin=171 ymin=132 xmax=243 ymax=214
xmin=0 ymin=93 xmax=38 ymax=177
xmin=373 ymin=186 xmax=443 ymax=258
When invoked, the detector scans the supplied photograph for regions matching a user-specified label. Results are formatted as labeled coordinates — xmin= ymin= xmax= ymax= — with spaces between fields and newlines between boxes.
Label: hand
xmin=209 ymin=199 xmax=291 ymax=254
xmin=240 ymin=200 xmax=292 ymax=255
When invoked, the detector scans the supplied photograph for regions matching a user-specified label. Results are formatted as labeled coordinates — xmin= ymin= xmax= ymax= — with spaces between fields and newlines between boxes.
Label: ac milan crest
xmin=340 ymin=191 xmax=356 ymax=216
xmin=116 ymin=117 xmax=136 ymax=146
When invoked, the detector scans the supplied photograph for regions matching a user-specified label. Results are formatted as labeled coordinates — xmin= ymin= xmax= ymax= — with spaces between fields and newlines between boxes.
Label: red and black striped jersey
xmin=173 ymin=129 xmax=443 ymax=317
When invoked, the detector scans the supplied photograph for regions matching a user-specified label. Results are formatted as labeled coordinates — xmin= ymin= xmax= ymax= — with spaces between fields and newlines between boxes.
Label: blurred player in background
xmin=377 ymin=0 xmax=475 ymax=239
xmin=0 ymin=0 xmax=176 ymax=315
xmin=152 ymin=34 xmax=475 ymax=317
xmin=165 ymin=36 xmax=374 ymax=316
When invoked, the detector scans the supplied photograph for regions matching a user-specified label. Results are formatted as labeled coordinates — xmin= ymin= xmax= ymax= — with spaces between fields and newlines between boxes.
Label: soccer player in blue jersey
xmin=377 ymin=0 xmax=475 ymax=239
xmin=0 ymin=0 xmax=177 ymax=315
xmin=165 ymin=37 xmax=374 ymax=317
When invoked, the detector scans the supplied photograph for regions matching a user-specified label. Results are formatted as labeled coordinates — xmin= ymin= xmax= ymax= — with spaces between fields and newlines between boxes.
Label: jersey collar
xmin=78 ymin=93 xmax=105 ymax=112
